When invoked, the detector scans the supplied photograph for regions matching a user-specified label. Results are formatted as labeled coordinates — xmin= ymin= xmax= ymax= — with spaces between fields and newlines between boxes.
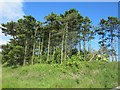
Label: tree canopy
xmin=1 ymin=8 xmax=120 ymax=66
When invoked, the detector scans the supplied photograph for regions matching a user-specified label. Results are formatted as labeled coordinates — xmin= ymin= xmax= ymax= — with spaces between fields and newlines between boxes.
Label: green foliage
xmin=2 ymin=44 xmax=24 ymax=66
xmin=96 ymin=17 xmax=119 ymax=61
xmin=65 ymin=53 xmax=84 ymax=67
xmin=1 ymin=8 xmax=119 ymax=66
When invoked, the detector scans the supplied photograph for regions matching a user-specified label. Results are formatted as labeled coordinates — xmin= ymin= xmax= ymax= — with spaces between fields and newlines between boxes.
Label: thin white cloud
xmin=0 ymin=0 xmax=25 ymax=49
xmin=0 ymin=0 xmax=25 ymax=23
xmin=0 ymin=28 xmax=11 ymax=52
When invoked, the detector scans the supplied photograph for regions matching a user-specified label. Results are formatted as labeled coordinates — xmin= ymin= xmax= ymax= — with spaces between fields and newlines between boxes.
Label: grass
xmin=0 ymin=64 xmax=1 ymax=90
xmin=2 ymin=61 xmax=118 ymax=88
xmin=0 ymin=53 xmax=2 ymax=89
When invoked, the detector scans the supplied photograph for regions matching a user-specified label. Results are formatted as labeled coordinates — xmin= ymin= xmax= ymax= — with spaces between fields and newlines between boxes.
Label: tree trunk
xmin=115 ymin=55 xmax=117 ymax=61
xmin=23 ymin=39 xmax=27 ymax=66
xmin=47 ymin=32 xmax=51 ymax=61
xmin=64 ymin=22 xmax=68 ymax=61
xmin=31 ymin=28 xmax=37 ymax=65
xmin=41 ymin=37 xmax=44 ymax=56
xmin=52 ymin=47 xmax=56 ymax=61
xmin=32 ymin=41 xmax=36 ymax=65
xmin=61 ymin=32 xmax=65 ymax=64
xmin=88 ymin=40 xmax=91 ymax=53
xmin=114 ymin=41 xmax=117 ymax=61
xmin=79 ymin=40 xmax=81 ymax=53
xmin=84 ymin=40 xmax=86 ymax=61
xmin=79 ymin=33 xmax=81 ymax=54
xmin=38 ymin=39 xmax=41 ymax=59
xmin=111 ymin=39 xmax=114 ymax=61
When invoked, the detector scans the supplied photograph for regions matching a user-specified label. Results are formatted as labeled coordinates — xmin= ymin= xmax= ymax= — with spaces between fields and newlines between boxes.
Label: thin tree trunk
xmin=41 ymin=37 xmax=44 ymax=56
xmin=79 ymin=33 xmax=81 ymax=54
xmin=61 ymin=32 xmax=65 ymax=64
xmin=115 ymin=55 xmax=117 ymax=61
xmin=23 ymin=39 xmax=27 ymax=66
xmin=47 ymin=32 xmax=51 ymax=61
xmin=114 ymin=40 xmax=117 ymax=61
xmin=84 ymin=40 xmax=86 ymax=61
xmin=52 ymin=47 xmax=56 ymax=61
xmin=32 ymin=28 xmax=37 ymax=65
xmin=64 ymin=22 xmax=68 ymax=61
xmin=38 ymin=39 xmax=41 ymax=58
xmin=111 ymin=39 xmax=114 ymax=61
xmin=79 ymin=39 xmax=81 ymax=54
xmin=110 ymin=28 xmax=114 ymax=62
xmin=32 ymin=41 xmax=36 ymax=65
xmin=88 ymin=40 xmax=91 ymax=53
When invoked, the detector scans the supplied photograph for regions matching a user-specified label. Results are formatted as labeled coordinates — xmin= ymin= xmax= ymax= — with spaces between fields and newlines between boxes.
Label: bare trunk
xmin=41 ymin=37 xmax=44 ymax=56
xmin=79 ymin=33 xmax=81 ymax=54
xmin=114 ymin=40 xmax=117 ymax=61
xmin=88 ymin=40 xmax=91 ymax=53
xmin=64 ymin=22 xmax=68 ymax=61
xmin=84 ymin=40 xmax=86 ymax=61
xmin=110 ymin=28 xmax=114 ymax=62
xmin=61 ymin=32 xmax=65 ymax=64
xmin=79 ymin=41 xmax=81 ymax=53
xmin=115 ymin=55 xmax=117 ymax=61
xmin=52 ymin=47 xmax=56 ymax=61
xmin=32 ymin=41 xmax=36 ymax=65
xmin=31 ymin=28 xmax=37 ymax=65
xmin=38 ymin=39 xmax=41 ymax=58
xmin=111 ymin=39 xmax=114 ymax=61
xmin=47 ymin=32 xmax=51 ymax=61
xmin=23 ymin=39 xmax=27 ymax=66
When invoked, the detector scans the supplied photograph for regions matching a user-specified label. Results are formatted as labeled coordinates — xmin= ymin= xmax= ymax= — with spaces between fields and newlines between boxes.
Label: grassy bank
xmin=2 ymin=61 xmax=118 ymax=88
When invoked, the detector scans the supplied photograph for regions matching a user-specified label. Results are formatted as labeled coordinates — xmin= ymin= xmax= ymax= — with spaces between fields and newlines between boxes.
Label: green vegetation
xmin=1 ymin=9 xmax=120 ymax=66
xmin=2 ymin=61 xmax=118 ymax=88
xmin=0 ymin=8 xmax=119 ymax=88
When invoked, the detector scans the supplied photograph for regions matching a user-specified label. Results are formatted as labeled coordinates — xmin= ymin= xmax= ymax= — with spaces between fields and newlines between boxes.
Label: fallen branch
xmin=89 ymin=50 xmax=100 ymax=61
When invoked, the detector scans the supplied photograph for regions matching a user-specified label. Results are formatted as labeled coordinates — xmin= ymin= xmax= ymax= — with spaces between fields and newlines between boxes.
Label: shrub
xmin=65 ymin=54 xmax=84 ymax=68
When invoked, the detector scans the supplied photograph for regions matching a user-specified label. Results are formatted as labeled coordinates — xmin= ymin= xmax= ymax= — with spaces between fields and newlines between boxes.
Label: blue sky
xmin=24 ymin=2 xmax=118 ymax=50
xmin=0 ymin=2 xmax=118 ymax=51
xmin=23 ymin=2 xmax=118 ymax=25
